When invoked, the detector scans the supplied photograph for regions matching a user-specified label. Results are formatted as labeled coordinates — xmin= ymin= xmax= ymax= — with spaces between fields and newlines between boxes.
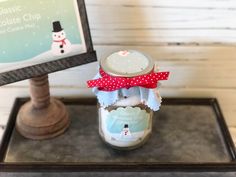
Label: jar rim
xmin=100 ymin=50 xmax=154 ymax=77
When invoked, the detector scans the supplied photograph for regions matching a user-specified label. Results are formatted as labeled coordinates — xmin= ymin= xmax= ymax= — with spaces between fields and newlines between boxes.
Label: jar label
xmin=101 ymin=107 xmax=151 ymax=144
xmin=106 ymin=107 xmax=149 ymax=134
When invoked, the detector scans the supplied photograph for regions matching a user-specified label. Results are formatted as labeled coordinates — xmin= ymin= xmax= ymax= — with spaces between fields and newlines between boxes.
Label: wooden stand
xmin=16 ymin=75 xmax=70 ymax=140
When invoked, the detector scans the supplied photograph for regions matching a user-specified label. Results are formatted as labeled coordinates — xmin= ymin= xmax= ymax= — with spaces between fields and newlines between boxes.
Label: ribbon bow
xmin=87 ymin=68 xmax=170 ymax=92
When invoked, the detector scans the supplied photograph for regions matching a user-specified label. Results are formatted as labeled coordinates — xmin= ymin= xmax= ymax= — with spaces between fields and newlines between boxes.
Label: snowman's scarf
xmin=53 ymin=38 xmax=67 ymax=46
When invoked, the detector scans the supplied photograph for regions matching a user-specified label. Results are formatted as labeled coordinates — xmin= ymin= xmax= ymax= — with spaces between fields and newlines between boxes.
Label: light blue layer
xmin=92 ymin=73 xmax=162 ymax=111
xmin=106 ymin=107 xmax=149 ymax=134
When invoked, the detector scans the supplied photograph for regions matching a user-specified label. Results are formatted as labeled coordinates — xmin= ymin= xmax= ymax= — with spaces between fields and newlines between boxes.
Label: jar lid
xmin=100 ymin=50 xmax=154 ymax=77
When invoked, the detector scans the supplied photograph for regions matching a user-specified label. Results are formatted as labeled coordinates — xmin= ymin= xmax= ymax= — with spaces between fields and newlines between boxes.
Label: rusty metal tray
xmin=0 ymin=98 xmax=236 ymax=174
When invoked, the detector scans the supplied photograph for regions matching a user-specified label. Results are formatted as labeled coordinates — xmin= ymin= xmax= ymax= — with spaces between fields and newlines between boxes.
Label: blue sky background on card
xmin=0 ymin=0 xmax=82 ymax=63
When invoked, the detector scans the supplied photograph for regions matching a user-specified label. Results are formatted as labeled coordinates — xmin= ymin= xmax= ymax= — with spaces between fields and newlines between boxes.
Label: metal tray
xmin=0 ymin=98 xmax=236 ymax=173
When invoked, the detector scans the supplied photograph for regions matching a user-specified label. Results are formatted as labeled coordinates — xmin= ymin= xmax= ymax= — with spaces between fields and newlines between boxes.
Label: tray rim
xmin=0 ymin=97 xmax=236 ymax=172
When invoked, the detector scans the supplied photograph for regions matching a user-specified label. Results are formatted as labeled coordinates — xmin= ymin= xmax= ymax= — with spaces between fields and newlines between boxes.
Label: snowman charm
xmin=51 ymin=21 xmax=72 ymax=56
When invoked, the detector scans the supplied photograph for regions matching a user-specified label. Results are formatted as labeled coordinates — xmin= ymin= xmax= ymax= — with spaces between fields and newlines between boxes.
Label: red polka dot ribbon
xmin=87 ymin=68 xmax=170 ymax=92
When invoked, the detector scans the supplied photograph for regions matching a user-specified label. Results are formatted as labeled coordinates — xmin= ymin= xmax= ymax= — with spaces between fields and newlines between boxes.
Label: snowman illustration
xmin=120 ymin=124 xmax=133 ymax=141
xmin=51 ymin=21 xmax=72 ymax=56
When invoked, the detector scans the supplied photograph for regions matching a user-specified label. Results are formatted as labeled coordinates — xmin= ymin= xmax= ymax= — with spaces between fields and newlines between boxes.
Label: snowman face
xmin=123 ymin=127 xmax=129 ymax=131
xmin=52 ymin=30 xmax=66 ymax=40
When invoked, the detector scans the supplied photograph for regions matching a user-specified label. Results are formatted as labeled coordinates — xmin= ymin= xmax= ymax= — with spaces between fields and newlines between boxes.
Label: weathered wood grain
xmin=16 ymin=76 xmax=70 ymax=140
xmin=86 ymin=0 xmax=236 ymax=8
xmin=6 ymin=46 xmax=236 ymax=89
xmin=85 ymin=0 xmax=236 ymax=45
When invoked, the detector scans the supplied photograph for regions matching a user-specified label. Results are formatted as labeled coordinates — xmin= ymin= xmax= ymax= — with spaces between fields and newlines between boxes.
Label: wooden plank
xmin=83 ymin=0 xmax=236 ymax=45
xmin=6 ymin=62 xmax=236 ymax=89
xmin=91 ymin=30 xmax=236 ymax=46
xmin=87 ymin=8 xmax=236 ymax=30
xmin=94 ymin=46 xmax=236 ymax=88
xmin=94 ymin=45 xmax=236 ymax=62
xmin=86 ymin=0 xmax=236 ymax=9
xmin=4 ymin=46 xmax=236 ymax=88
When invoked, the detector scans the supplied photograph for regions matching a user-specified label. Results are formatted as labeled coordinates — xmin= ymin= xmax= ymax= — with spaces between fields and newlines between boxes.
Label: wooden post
xmin=16 ymin=75 xmax=70 ymax=140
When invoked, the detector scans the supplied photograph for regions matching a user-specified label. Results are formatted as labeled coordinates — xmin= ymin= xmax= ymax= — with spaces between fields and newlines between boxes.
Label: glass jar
xmin=87 ymin=50 xmax=169 ymax=150
xmin=98 ymin=97 xmax=155 ymax=150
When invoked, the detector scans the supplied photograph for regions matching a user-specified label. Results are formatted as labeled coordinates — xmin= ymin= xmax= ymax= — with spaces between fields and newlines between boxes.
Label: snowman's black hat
xmin=52 ymin=21 xmax=63 ymax=32
xmin=124 ymin=124 xmax=128 ymax=128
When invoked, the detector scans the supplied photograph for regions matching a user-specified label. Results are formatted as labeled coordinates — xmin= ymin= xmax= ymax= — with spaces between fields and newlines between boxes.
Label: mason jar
xmin=87 ymin=50 xmax=169 ymax=150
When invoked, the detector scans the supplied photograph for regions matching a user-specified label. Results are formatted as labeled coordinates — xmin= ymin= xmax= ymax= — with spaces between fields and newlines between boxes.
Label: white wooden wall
xmin=1 ymin=0 xmax=236 ymax=143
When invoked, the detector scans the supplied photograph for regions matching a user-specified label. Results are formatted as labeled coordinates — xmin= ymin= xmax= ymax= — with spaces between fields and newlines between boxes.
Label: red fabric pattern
xmin=87 ymin=68 xmax=170 ymax=92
